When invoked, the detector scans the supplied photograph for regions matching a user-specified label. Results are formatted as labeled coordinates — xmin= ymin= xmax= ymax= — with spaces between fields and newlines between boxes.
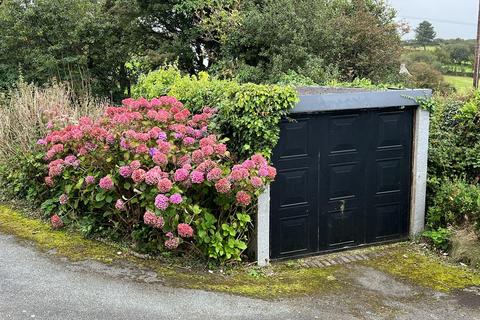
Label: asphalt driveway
xmin=0 ymin=233 xmax=479 ymax=320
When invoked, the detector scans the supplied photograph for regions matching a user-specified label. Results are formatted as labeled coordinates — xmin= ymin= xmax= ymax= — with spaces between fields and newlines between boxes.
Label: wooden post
xmin=473 ymin=0 xmax=480 ymax=88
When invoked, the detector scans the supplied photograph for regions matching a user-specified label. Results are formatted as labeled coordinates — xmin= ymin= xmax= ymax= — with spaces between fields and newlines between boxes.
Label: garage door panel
xmin=277 ymin=216 xmax=310 ymax=255
xmin=328 ymin=114 xmax=361 ymax=153
xmin=376 ymin=111 xmax=407 ymax=148
xmin=323 ymin=209 xmax=359 ymax=248
xmin=276 ymin=168 xmax=310 ymax=208
xmin=276 ymin=118 xmax=310 ymax=159
xmin=375 ymin=159 xmax=403 ymax=193
xmin=326 ymin=162 xmax=362 ymax=200
xmin=369 ymin=203 xmax=404 ymax=241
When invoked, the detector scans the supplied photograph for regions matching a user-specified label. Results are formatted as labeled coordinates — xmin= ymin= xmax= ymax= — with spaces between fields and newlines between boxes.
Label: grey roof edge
xmin=292 ymin=88 xmax=432 ymax=113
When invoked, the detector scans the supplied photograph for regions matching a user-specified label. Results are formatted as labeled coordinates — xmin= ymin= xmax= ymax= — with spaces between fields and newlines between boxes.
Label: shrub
xmin=426 ymin=92 xmax=480 ymax=236
xmin=407 ymin=62 xmax=451 ymax=92
xmin=428 ymin=92 xmax=480 ymax=183
xmin=39 ymin=97 xmax=276 ymax=262
xmin=422 ymin=227 xmax=452 ymax=251
xmin=132 ymin=66 xmax=299 ymax=158
xmin=427 ymin=178 xmax=480 ymax=232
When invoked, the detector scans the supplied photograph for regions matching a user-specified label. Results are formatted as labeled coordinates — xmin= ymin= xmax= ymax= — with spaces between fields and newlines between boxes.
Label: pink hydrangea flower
xmin=192 ymin=150 xmax=204 ymax=164
xmin=267 ymin=166 xmax=277 ymax=179
xmin=64 ymin=155 xmax=80 ymax=167
xmin=215 ymin=178 xmax=231 ymax=193
xmin=59 ymin=194 xmax=69 ymax=205
xmin=236 ymin=191 xmax=252 ymax=206
xmin=164 ymin=237 xmax=180 ymax=250
xmin=85 ymin=175 xmax=95 ymax=185
xmin=145 ymin=168 xmax=162 ymax=185
xmin=177 ymin=223 xmax=194 ymax=238
xmin=135 ymin=144 xmax=149 ymax=154
xmin=252 ymin=154 xmax=267 ymax=166
xmin=157 ymin=131 xmax=167 ymax=140
xmin=190 ymin=170 xmax=204 ymax=184
xmin=258 ymin=166 xmax=269 ymax=177
xmin=206 ymin=168 xmax=222 ymax=181
xmin=174 ymin=168 xmax=189 ymax=182
xmin=169 ymin=193 xmax=183 ymax=204
xmin=154 ymin=194 xmax=169 ymax=210
xmin=45 ymin=177 xmax=54 ymax=187
xmin=214 ymin=144 xmax=227 ymax=155
xmin=177 ymin=155 xmax=191 ymax=167
xmin=50 ymin=214 xmax=64 ymax=229
xmin=131 ymin=169 xmax=146 ymax=184
xmin=119 ymin=165 xmax=132 ymax=178
xmin=250 ymin=176 xmax=263 ymax=188
xmin=230 ymin=167 xmax=249 ymax=181
xmin=115 ymin=199 xmax=126 ymax=211
xmin=242 ymin=159 xmax=255 ymax=170
xmin=143 ymin=211 xmax=164 ymax=229
xmin=201 ymin=145 xmax=214 ymax=156
xmin=153 ymin=152 xmax=168 ymax=166
xmin=99 ymin=176 xmax=114 ymax=190
xmin=157 ymin=178 xmax=173 ymax=193
xmin=129 ymin=160 xmax=141 ymax=170
xmin=157 ymin=141 xmax=171 ymax=154
xmin=183 ymin=137 xmax=195 ymax=146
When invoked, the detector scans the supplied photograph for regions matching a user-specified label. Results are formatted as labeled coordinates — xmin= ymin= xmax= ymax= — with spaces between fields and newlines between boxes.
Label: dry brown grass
xmin=0 ymin=82 xmax=107 ymax=163
xmin=451 ymin=227 xmax=480 ymax=269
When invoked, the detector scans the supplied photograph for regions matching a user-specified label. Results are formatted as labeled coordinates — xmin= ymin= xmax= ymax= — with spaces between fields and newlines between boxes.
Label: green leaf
xmin=95 ymin=193 xmax=105 ymax=202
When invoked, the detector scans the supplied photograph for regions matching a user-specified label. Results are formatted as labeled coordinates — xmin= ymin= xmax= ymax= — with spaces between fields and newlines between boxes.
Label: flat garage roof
xmin=293 ymin=87 xmax=432 ymax=113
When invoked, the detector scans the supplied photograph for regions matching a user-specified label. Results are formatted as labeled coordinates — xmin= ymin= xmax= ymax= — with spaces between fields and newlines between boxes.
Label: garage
xmin=255 ymin=88 xmax=432 ymax=264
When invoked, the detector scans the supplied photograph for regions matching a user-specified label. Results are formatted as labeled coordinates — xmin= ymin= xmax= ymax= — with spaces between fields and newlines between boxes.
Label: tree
xmin=448 ymin=43 xmax=472 ymax=65
xmin=135 ymin=0 xmax=241 ymax=73
xmin=215 ymin=0 xmax=403 ymax=83
xmin=415 ymin=21 xmax=436 ymax=50
xmin=408 ymin=62 xmax=450 ymax=92
xmin=0 ymin=0 xmax=148 ymax=99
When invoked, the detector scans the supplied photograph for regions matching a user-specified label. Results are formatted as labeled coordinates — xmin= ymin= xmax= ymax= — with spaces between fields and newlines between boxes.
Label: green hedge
xmin=132 ymin=66 xmax=299 ymax=159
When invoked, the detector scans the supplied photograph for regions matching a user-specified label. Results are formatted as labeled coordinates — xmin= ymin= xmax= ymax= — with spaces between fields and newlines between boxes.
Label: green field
xmin=444 ymin=75 xmax=474 ymax=93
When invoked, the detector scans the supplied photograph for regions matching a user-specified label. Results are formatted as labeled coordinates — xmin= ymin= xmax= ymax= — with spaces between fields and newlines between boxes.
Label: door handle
xmin=339 ymin=200 xmax=346 ymax=214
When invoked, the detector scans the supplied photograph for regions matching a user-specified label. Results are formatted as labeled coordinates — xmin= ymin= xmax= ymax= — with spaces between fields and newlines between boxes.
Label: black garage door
xmin=270 ymin=107 xmax=413 ymax=259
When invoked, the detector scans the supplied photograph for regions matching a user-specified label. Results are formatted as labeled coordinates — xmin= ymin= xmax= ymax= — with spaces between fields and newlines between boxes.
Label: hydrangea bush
xmin=38 ymin=96 xmax=276 ymax=261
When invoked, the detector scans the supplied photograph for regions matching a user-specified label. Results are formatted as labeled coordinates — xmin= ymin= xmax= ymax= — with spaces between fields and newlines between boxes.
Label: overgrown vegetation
xmin=425 ymin=92 xmax=480 ymax=260
xmin=133 ymin=66 xmax=299 ymax=158
xmin=0 ymin=76 xmax=297 ymax=263
xmin=0 ymin=82 xmax=105 ymax=204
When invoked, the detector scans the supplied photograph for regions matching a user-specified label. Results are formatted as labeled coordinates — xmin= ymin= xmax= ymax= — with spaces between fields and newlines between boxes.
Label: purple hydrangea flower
xmin=169 ymin=193 xmax=183 ymax=204
xmin=158 ymin=132 xmax=167 ymax=141
xmin=154 ymin=194 xmax=169 ymax=210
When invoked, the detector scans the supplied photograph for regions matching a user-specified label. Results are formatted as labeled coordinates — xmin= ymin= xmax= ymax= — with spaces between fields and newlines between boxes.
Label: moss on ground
xmin=2 ymin=205 xmax=480 ymax=298
xmin=0 ymin=205 xmax=341 ymax=299
xmin=362 ymin=245 xmax=480 ymax=292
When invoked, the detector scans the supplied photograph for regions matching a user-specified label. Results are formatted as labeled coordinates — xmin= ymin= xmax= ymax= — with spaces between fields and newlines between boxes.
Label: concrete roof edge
xmin=292 ymin=88 xmax=433 ymax=113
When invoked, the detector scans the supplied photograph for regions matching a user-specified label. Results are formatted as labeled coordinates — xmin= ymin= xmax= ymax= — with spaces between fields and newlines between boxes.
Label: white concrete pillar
xmin=410 ymin=107 xmax=430 ymax=236
xmin=256 ymin=185 xmax=270 ymax=266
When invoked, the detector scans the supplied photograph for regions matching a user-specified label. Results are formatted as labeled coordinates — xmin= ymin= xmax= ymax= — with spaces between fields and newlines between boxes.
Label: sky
xmin=387 ymin=0 xmax=478 ymax=40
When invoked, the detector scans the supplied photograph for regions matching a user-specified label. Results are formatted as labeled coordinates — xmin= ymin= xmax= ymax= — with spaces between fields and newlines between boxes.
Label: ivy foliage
xmin=132 ymin=66 xmax=299 ymax=158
